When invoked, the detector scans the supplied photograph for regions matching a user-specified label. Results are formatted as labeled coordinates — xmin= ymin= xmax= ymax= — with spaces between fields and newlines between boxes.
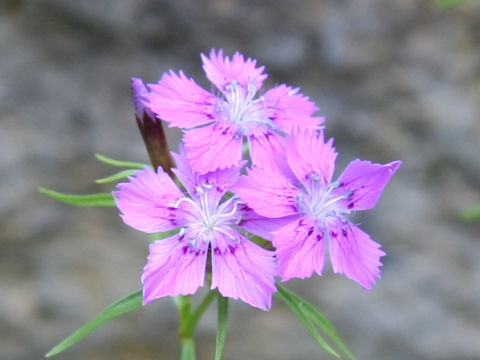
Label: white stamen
xmin=168 ymin=197 xmax=198 ymax=209
xmin=310 ymin=172 xmax=321 ymax=182
xmin=222 ymin=80 xmax=275 ymax=132
xmin=297 ymin=180 xmax=351 ymax=221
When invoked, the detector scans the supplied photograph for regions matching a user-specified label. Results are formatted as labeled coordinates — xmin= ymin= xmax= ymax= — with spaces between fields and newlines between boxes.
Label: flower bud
xmin=131 ymin=77 xmax=174 ymax=176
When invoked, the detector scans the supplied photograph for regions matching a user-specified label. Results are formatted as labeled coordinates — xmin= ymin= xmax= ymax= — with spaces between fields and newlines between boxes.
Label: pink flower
xmin=231 ymin=129 xmax=401 ymax=289
xmin=113 ymin=149 xmax=278 ymax=310
xmin=143 ymin=49 xmax=322 ymax=174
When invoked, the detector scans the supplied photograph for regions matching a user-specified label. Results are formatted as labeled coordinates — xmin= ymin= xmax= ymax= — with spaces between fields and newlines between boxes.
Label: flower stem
xmin=181 ymin=290 xmax=217 ymax=337
xmin=180 ymin=338 xmax=196 ymax=360
xmin=176 ymin=291 xmax=217 ymax=360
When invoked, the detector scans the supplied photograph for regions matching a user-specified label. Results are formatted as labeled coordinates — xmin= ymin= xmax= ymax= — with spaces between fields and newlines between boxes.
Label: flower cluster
xmin=114 ymin=49 xmax=401 ymax=310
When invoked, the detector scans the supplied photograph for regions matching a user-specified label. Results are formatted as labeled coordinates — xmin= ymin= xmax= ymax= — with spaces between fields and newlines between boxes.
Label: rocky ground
xmin=1 ymin=0 xmax=480 ymax=359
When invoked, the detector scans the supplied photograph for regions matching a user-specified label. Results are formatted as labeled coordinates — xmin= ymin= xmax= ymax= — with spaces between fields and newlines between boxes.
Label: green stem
xmin=176 ymin=291 xmax=217 ymax=360
xmin=176 ymin=296 xmax=194 ymax=359
xmin=180 ymin=291 xmax=217 ymax=337
xmin=178 ymin=295 xmax=192 ymax=326
xmin=180 ymin=338 xmax=196 ymax=360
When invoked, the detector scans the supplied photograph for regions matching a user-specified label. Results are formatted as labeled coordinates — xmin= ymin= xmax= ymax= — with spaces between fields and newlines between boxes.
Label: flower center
xmin=169 ymin=184 xmax=241 ymax=246
xmin=297 ymin=173 xmax=352 ymax=223
xmin=217 ymin=80 xmax=274 ymax=133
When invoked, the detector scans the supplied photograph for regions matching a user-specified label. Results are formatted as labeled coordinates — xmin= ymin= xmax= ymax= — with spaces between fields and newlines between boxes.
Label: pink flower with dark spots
xmin=231 ymin=129 xmax=401 ymax=289
xmin=113 ymin=149 xmax=278 ymax=310
xmin=143 ymin=49 xmax=322 ymax=174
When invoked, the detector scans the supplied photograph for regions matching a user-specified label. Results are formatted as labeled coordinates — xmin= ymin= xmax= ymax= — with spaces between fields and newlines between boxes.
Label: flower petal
xmin=263 ymin=84 xmax=323 ymax=133
xmin=201 ymin=49 xmax=267 ymax=92
xmin=142 ymin=235 xmax=208 ymax=304
xmin=145 ymin=70 xmax=217 ymax=128
xmin=231 ymin=166 xmax=300 ymax=218
xmin=335 ymin=160 xmax=402 ymax=211
xmin=328 ymin=221 xmax=385 ymax=290
xmin=170 ymin=147 xmax=198 ymax=197
xmin=247 ymin=128 xmax=290 ymax=174
xmin=272 ymin=218 xmax=326 ymax=281
xmin=172 ymin=146 xmax=245 ymax=209
xmin=113 ymin=167 xmax=185 ymax=233
xmin=210 ymin=232 xmax=277 ymax=310
xmin=286 ymin=129 xmax=338 ymax=188
xmin=183 ymin=122 xmax=243 ymax=174
xmin=237 ymin=204 xmax=298 ymax=241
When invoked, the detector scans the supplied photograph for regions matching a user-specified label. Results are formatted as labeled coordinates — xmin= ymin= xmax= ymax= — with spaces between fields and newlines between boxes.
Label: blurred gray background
xmin=2 ymin=0 xmax=480 ymax=359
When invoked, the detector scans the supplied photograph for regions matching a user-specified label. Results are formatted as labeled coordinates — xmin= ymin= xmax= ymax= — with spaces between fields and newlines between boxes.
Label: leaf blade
xmin=214 ymin=294 xmax=229 ymax=360
xmin=275 ymin=286 xmax=340 ymax=358
xmin=95 ymin=169 xmax=137 ymax=184
xmin=39 ymin=188 xmax=115 ymax=207
xmin=95 ymin=153 xmax=148 ymax=169
xmin=277 ymin=284 xmax=356 ymax=360
xmin=45 ymin=291 xmax=142 ymax=357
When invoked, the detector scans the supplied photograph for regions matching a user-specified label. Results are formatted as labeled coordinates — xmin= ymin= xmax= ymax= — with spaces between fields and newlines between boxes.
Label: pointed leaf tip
xmin=277 ymin=284 xmax=357 ymax=360
xmin=39 ymin=188 xmax=115 ymax=207
xmin=274 ymin=288 xmax=340 ymax=358
xmin=275 ymin=284 xmax=358 ymax=359
xmin=94 ymin=153 xmax=148 ymax=169
xmin=95 ymin=169 xmax=137 ymax=184
xmin=45 ymin=291 xmax=142 ymax=357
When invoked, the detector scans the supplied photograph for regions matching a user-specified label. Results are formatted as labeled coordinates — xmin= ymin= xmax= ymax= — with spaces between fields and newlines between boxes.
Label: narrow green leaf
xmin=277 ymin=284 xmax=356 ymax=360
xmin=39 ymin=188 xmax=115 ymax=207
xmin=95 ymin=153 xmax=148 ymax=169
xmin=215 ymin=294 xmax=229 ymax=360
xmin=95 ymin=169 xmax=137 ymax=184
xmin=45 ymin=291 xmax=142 ymax=357
xmin=435 ymin=0 xmax=479 ymax=10
xmin=460 ymin=204 xmax=480 ymax=222
xmin=275 ymin=287 xmax=340 ymax=358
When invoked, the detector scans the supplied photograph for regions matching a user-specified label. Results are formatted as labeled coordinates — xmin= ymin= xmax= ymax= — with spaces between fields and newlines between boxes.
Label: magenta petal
xmin=142 ymin=235 xmax=208 ymax=304
xmin=172 ymin=146 xmax=244 ymax=206
xmin=170 ymin=147 xmax=198 ymax=198
xmin=247 ymin=129 xmax=294 ymax=178
xmin=286 ymin=129 xmax=338 ymax=188
xmin=113 ymin=167 xmax=185 ymax=233
xmin=335 ymin=160 xmax=402 ymax=211
xmin=231 ymin=167 xmax=300 ymax=218
xmin=183 ymin=122 xmax=243 ymax=174
xmin=238 ymin=205 xmax=298 ymax=241
xmin=328 ymin=221 xmax=385 ymax=289
xmin=145 ymin=70 xmax=217 ymax=128
xmin=210 ymin=232 xmax=277 ymax=310
xmin=196 ymin=160 xmax=245 ymax=197
xmin=201 ymin=49 xmax=267 ymax=92
xmin=272 ymin=218 xmax=326 ymax=281
xmin=263 ymin=84 xmax=323 ymax=133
